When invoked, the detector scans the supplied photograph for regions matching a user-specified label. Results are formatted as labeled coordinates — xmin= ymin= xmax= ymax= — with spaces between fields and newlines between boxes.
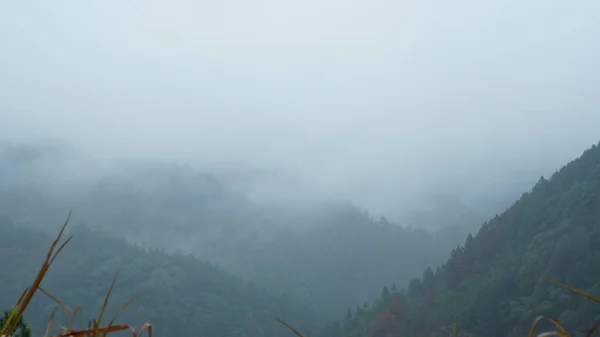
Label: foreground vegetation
xmin=0 ymin=214 xmax=322 ymax=337
xmin=0 ymin=213 xmax=151 ymax=337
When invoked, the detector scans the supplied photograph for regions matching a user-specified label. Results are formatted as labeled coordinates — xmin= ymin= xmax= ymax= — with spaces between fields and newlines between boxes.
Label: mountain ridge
xmin=318 ymin=141 xmax=600 ymax=337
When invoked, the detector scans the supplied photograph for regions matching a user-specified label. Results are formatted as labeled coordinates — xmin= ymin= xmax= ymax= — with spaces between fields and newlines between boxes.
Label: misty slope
xmin=82 ymin=173 xmax=469 ymax=316
xmin=0 ymin=144 xmax=485 ymax=316
xmin=319 ymin=141 xmax=600 ymax=337
xmin=222 ymin=205 xmax=470 ymax=316
xmin=0 ymin=215 xmax=322 ymax=337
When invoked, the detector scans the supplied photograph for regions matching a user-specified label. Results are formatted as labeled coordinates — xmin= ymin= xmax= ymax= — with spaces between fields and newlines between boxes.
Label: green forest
xmin=2 ymin=141 xmax=600 ymax=337
xmin=0 ymin=146 xmax=485 ymax=317
xmin=319 ymin=142 xmax=600 ymax=337
xmin=0 ymin=216 xmax=324 ymax=337
xmin=1 ymin=1 xmax=598 ymax=336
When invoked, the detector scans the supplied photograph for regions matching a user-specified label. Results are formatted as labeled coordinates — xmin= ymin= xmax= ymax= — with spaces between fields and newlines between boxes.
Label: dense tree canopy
xmin=0 ymin=216 xmax=322 ymax=337
xmin=3 ymin=141 xmax=599 ymax=337
xmin=0 ymin=147 xmax=482 ymax=316
xmin=320 ymin=142 xmax=600 ymax=337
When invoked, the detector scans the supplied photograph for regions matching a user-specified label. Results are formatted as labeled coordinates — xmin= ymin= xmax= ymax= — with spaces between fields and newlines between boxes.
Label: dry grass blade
xmin=128 ymin=323 xmax=153 ymax=337
xmin=1 ymin=212 xmax=73 ymax=336
xmin=137 ymin=323 xmax=152 ymax=337
xmin=103 ymin=298 xmax=135 ymax=337
xmin=540 ymin=277 xmax=600 ymax=304
xmin=581 ymin=319 xmax=600 ymax=337
xmin=14 ymin=288 xmax=29 ymax=310
xmin=40 ymin=287 xmax=73 ymax=328
xmin=528 ymin=315 xmax=572 ymax=337
xmin=47 ymin=211 xmax=72 ymax=262
xmin=529 ymin=316 xmax=546 ymax=337
xmin=55 ymin=325 xmax=129 ymax=337
xmin=546 ymin=317 xmax=569 ymax=336
xmin=49 ymin=237 xmax=73 ymax=266
xmin=67 ymin=306 xmax=83 ymax=331
xmin=44 ymin=307 xmax=59 ymax=337
xmin=93 ymin=268 xmax=121 ymax=337
xmin=537 ymin=332 xmax=569 ymax=337
xmin=275 ymin=317 xmax=305 ymax=337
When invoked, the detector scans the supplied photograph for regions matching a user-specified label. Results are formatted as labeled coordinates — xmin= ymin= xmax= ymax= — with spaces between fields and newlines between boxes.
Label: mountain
xmin=216 ymin=204 xmax=465 ymax=316
xmin=79 ymin=175 xmax=469 ymax=316
xmin=0 ymin=145 xmax=482 ymax=316
xmin=0 ymin=216 xmax=323 ymax=337
xmin=319 ymin=141 xmax=600 ymax=337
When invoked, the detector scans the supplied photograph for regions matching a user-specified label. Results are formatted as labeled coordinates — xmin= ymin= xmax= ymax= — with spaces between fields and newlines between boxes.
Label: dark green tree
xmin=0 ymin=311 xmax=31 ymax=337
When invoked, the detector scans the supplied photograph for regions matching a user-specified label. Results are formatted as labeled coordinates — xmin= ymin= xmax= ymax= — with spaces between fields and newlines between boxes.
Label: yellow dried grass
xmin=0 ymin=212 xmax=151 ymax=337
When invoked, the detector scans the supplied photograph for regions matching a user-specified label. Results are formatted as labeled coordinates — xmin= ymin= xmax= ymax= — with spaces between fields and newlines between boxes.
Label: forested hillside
xmin=0 ymin=144 xmax=487 ymax=316
xmin=0 ymin=215 xmax=322 ymax=337
xmin=224 ymin=204 xmax=476 ymax=315
xmin=320 ymin=141 xmax=600 ymax=337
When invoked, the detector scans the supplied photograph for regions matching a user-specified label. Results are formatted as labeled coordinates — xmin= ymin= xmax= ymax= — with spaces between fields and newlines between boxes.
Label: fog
xmin=1 ymin=0 xmax=600 ymax=221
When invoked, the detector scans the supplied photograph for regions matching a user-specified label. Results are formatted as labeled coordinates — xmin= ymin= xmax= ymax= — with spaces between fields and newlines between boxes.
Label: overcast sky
xmin=1 ymin=0 xmax=600 ymax=217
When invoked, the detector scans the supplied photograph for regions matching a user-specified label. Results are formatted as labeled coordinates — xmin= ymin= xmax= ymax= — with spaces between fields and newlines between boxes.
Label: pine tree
xmin=0 ymin=311 xmax=31 ymax=337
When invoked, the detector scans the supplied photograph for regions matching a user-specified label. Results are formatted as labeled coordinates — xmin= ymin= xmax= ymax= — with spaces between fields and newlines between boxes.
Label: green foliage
xmin=0 ymin=215 xmax=321 ymax=337
xmin=0 ymin=311 xmax=31 ymax=337
xmin=0 ymin=155 xmax=481 ymax=317
xmin=319 ymin=141 xmax=600 ymax=337
xmin=0 ymin=214 xmax=151 ymax=337
xmin=232 ymin=206 xmax=469 ymax=316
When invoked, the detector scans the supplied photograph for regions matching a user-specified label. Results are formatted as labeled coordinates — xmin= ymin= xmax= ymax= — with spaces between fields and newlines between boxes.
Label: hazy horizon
xmin=1 ymin=0 xmax=599 ymax=222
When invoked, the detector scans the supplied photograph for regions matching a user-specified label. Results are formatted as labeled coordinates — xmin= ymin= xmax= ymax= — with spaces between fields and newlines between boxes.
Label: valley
xmin=2 ymin=141 xmax=600 ymax=337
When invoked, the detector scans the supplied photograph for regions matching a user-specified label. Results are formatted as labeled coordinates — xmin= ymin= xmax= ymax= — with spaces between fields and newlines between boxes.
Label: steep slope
xmin=320 ymin=141 xmax=600 ymax=337
xmin=225 ymin=204 xmax=470 ymax=316
xmin=0 ymin=216 xmax=322 ymax=337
